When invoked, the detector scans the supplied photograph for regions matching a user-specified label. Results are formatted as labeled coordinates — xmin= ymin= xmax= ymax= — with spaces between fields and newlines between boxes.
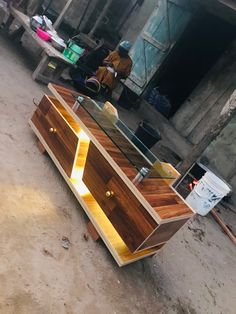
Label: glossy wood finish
xmin=48 ymin=84 xmax=193 ymax=221
xmin=82 ymin=142 xmax=191 ymax=252
xmin=30 ymin=84 xmax=194 ymax=264
xmin=137 ymin=178 xmax=191 ymax=219
xmin=31 ymin=95 xmax=78 ymax=177
xmin=83 ymin=142 xmax=158 ymax=253
xmin=47 ymin=84 xmax=193 ymax=250
xmin=47 ymin=84 xmax=151 ymax=171
xmin=30 ymin=120 xmax=160 ymax=266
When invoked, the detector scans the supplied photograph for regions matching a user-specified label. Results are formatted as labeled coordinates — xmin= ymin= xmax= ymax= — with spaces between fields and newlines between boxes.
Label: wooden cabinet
xmin=31 ymin=95 xmax=78 ymax=177
xmin=29 ymin=84 xmax=194 ymax=266
xmin=83 ymin=142 xmax=158 ymax=253
xmin=83 ymin=142 xmax=190 ymax=253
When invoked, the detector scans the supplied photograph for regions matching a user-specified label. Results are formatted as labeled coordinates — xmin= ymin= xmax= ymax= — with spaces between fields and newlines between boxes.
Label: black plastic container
xmin=118 ymin=86 xmax=140 ymax=110
xmin=134 ymin=121 xmax=161 ymax=151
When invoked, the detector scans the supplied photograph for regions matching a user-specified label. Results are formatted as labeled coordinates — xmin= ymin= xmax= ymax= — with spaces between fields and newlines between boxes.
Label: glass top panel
xmin=78 ymin=97 xmax=176 ymax=179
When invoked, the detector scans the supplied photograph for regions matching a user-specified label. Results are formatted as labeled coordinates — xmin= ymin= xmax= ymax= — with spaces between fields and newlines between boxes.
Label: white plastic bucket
xmin=185 ymin=171 xmax=231 ymax=216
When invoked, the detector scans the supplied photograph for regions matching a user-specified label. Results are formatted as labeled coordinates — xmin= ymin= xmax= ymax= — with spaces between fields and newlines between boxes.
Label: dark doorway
xmin=145 ymin=10 xmax=236 ymax=117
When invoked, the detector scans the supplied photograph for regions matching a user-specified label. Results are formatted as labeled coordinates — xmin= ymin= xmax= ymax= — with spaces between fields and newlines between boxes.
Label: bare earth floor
xmin=0 ymin=35 xmax=235 ymax=314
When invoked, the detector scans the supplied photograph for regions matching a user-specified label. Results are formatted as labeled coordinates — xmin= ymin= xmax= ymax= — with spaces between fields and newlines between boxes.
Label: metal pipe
xmin=74 ymin=0 xmax=92 ymax=35
xmin=116 ymin=0 xmax=139 ymax=32
xmin=42 ymin=0 xmax=54 ymax=15
xmin=88 ymin=0 xmax=112 ymax=37
xmin=53 ymin=0 xmax=74 ymax=30
xmin=211 ymin=208 xmax=236 ymax=246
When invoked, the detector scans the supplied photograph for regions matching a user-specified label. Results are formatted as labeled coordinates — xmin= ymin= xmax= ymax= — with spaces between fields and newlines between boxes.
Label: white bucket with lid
xmin=185 ymin=171 xmax=231 ymax=216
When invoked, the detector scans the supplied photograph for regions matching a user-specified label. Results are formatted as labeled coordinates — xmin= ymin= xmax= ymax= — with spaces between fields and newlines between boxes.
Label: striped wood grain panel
xmin=31 ymin=96 xmax=78 ymax=177
xmin=29 ymin=120 xmax=162 ymax=266
xmin=49 ymin=85 xmax=193 ymax=221
xmin=83 ymin=142 xmax=158 ymax=253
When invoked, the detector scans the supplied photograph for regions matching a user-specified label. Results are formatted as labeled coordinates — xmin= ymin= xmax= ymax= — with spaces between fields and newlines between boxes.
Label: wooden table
xmin=1 ymin=7 xmax=75 ymax=84
xmin=29 ymin=84 xmax=194 ymax=266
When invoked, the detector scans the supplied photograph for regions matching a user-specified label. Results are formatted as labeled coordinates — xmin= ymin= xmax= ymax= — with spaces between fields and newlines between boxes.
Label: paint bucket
xmin=185 ymin=171 xmax=231 ymax=216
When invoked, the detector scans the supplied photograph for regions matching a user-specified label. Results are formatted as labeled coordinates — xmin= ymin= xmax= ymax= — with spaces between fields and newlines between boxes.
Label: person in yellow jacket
xmin=96 ymin=41 xmax=132 ymax=96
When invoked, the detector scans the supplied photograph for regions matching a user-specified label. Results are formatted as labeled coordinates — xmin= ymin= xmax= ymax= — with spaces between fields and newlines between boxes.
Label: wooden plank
xmin=144 ymin=193 xmax=180 ymax=207
xmin=32 ymin=54 xmax=49 ymax=81
xmin=154 ymin=203 xmax=191 ymax=219
xmin=211 ymin=208 xmax=236 ymax=246
xmin=88 ymin=0 xmax=113 ymax=36
xmin=53 ymin=0 xmax=74 ymax=30
xmin=178 ymin=90 xmax=236 ymax=174
xmin=152 ymin=159 xmax=180 ymax=185
xmin=107 ymin=176 xmax=158 ymax=252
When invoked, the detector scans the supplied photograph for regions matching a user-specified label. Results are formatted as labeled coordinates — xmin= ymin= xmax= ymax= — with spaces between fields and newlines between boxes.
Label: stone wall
xmin=120 ymin=0 xmax=158 ymax=43
xmin=49 ymin=0 xmax=99 ymax=30
xmin=46 ymin=0 xmax=146 ymax=36
xmin=171 ymin=39 xmax=236 ymax=205
xmin=201 ymin=111 xmax=236 ymax=205
xmin=171 ymin=40 xmax=236 ymax=145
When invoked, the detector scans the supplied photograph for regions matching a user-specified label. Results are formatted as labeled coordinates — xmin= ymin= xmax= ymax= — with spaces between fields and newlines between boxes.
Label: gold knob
xmin=49 ymin=127 xmax=56 ymax=133
xmin=105 ymin=191 xmax=114 ymax=198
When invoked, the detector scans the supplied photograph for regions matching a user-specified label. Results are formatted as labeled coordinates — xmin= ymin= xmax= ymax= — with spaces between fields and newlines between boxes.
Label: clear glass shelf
xmin=74 ymin=95 xmax=176 ymax=180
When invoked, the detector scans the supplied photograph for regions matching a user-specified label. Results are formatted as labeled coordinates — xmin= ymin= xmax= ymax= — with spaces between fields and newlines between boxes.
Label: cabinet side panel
xmin=138 ymin=218 xmax=189 ymax=250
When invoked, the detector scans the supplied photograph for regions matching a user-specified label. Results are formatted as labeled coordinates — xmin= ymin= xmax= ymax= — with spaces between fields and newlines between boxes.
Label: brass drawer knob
xmin=105 ymin=191 xmax=114 ymax=198
xmin=49 ymin=127 xmax=57 ymax=134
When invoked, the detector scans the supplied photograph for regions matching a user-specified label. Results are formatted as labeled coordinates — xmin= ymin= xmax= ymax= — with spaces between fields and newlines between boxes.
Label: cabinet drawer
xmin=31 ymin=96 xmax=78 ymax=177
xmin=83 ymin=142 xmax=158 ymax=253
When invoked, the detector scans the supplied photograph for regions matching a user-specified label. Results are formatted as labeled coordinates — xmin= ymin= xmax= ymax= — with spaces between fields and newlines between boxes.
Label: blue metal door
xmin=125 ymin=0 xmax=192 ymax=95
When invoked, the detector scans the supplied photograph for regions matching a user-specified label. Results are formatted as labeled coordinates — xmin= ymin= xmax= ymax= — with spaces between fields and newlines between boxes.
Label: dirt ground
xmin=0 ymin=35 xmax=236 ymax=314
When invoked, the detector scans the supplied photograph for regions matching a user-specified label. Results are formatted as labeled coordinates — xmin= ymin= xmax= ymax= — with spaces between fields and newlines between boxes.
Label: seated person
xmin=96 ymin=40 xmax=132 ymax=96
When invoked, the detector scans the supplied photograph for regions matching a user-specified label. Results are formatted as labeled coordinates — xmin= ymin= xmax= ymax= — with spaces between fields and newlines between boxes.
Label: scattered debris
xmin=62 ymin=207 xmax=72 ymax=220
xmin=83 ymin=233 xmax=89 ymax=241
xmin=87 ymin=283 xmax=94 ymax=293
xmin=204 ymin=283 xmax=217 ymax=306
xmin=42 ymin=248 xmax=54 ymax=258
xmin=188 ymin=226 xmax=205 ymax=242
xmin=61 ymin=236 xmax=71 ymax=249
